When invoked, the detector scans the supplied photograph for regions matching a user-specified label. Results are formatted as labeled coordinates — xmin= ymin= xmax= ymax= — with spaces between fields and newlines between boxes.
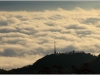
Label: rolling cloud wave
xmin=0 ymin=7 xmax=100 ymax=70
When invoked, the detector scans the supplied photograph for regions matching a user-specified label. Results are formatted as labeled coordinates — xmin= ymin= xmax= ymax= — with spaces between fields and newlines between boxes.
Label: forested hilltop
xmin=1 ymin=50 xmax=100 ymax=74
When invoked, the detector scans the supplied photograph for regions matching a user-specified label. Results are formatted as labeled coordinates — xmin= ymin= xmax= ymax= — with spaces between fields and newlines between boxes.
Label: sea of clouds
xmin=0 ymin=7 xmax=100 ymax=70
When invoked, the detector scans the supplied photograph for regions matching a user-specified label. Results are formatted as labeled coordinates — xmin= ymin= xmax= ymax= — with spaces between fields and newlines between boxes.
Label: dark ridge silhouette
xmin=1 ymin=50 xmax=100 ymax=74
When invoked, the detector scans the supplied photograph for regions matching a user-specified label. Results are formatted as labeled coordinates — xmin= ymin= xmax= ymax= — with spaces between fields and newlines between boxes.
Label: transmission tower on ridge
xmin=54 ymin=39 xmax=56 ymax=54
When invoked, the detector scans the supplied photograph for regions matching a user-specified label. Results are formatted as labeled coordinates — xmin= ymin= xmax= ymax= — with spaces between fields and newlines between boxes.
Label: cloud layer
xmin=0 ymin=7 xmax=100 ymax=70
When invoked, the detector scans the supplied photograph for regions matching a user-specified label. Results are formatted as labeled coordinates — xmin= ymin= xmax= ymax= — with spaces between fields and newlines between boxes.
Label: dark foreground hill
xmin=1 ymin=51 xmax=100 ymax=74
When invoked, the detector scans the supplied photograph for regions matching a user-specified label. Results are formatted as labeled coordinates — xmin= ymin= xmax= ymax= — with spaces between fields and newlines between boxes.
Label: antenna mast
xmin=54 ymin=39 xmax=56 ymax=54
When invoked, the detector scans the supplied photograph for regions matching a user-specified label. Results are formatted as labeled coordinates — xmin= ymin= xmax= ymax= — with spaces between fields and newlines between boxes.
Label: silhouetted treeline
xmin=1 ymin=50 xmax=100 ymax=74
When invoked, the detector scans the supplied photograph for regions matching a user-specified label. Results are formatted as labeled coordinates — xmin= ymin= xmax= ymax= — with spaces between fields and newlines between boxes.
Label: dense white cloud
xmin=1 ymin=7 xmax=100 ymax=70
xmin=0 ymin=54 xmax=43 ymax=70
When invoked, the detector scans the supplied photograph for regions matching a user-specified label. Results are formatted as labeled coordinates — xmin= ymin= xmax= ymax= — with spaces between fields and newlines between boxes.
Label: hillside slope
xmin=5 ymin=51 xmax=97 ymax=74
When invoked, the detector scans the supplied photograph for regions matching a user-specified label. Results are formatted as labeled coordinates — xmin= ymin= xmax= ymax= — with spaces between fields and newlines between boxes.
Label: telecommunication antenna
xmin=54 ymin=39 xmax=56 ymax=54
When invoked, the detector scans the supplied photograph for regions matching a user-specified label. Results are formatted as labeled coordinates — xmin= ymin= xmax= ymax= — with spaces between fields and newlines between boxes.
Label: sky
xmin=1 ymin=1 xmax=100 ymax=70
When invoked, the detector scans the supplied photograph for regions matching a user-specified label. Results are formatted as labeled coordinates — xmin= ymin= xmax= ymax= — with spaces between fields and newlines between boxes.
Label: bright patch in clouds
xmin=0 ymin=7 xmax=100 ymax=70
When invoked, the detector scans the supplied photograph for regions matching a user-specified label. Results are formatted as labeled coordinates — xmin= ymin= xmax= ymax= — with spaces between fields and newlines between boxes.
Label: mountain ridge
xmin=1 ymin=50 xmax=100 ymax=73
xmin=0 ymin=50 xmax=99 ymax=74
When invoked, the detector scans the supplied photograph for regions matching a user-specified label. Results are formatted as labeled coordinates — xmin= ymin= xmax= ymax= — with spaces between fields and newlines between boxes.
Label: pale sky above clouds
xmin=0 ymin=0 xmax=100 ymax=1
xmin=1 ymin=1 xmax=100 ymax=70
xmin=0 ymin=1 xmax=100 ymax=11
